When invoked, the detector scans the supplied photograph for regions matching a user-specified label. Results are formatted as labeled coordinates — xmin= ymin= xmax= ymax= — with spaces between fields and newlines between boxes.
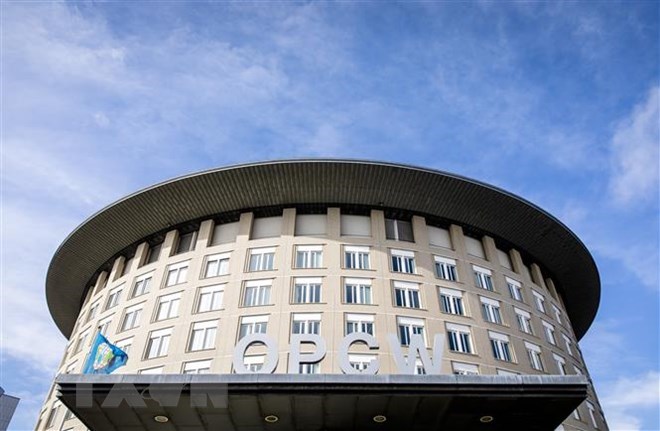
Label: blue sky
xmin=1 ymin=2 xmax=658 ymax=430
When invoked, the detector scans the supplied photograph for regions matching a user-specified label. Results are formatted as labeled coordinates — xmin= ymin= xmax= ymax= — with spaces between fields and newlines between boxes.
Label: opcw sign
xmin=232 ymin=332 xmax=445 ymax=375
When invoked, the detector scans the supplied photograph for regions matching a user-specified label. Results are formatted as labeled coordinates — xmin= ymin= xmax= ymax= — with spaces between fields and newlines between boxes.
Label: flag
xmin=83 ymin=333 xmax=128 ymax=374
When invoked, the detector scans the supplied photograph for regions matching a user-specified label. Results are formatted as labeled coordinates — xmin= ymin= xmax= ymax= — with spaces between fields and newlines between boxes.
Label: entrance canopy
xmin=56 ymin=374 xmax=587 ymax=431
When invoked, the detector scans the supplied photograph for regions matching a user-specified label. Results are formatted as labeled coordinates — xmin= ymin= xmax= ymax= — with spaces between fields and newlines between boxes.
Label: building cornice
xmin=46 ymin=159 xmax=600 ymax=339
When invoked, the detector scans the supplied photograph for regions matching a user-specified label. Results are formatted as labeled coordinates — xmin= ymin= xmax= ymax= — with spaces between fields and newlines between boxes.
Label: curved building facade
xmin=39 ymin=160 xmax=607 ymax=431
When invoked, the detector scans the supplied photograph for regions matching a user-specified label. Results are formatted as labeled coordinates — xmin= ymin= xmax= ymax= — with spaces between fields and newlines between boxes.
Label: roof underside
xmin=56 ymin=374 xmax=588 ymax=431
xmin=46 ymin=160 xmax=600 ymax=339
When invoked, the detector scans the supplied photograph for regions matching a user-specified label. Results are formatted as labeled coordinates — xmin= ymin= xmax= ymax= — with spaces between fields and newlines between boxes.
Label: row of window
xmin=87 ymin=247 xmax=564 ymax=329
xmin=72 ymin=308 xmax=582 ymax=381
xmin=83 ymin=276 xmax=571 ymax=357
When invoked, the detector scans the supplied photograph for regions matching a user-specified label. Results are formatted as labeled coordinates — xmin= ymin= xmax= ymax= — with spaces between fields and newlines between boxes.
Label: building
xmin=0 ymin=387 xmax=20 ymax=431
xmin=39 ymin=160 xmax=607 ymax=430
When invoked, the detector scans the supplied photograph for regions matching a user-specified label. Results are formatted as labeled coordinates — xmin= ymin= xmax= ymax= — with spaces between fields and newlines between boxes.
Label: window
xmin=65 ymin=362 xmax=78 ymax=374
xmin=397 ymin=317 xmax=425 ymax=346
xmin=393 ymin=281 xmax=421 ymax=308
xmin=86 ymin=301 xmax=100 ymax=323
xmin=115 ymin=337 xmax=133 ymax=355
xmin=465 ymin=236 xmax=486 ymax=258
xmin=496 ymin=369 xmax=519 ymax=376
xmin=251 ymin=216 xmax=282 ymax=239
xmin=132 ymin=273 xmax=153 ymax=298
xmin=204 ymin=253 xmax=230 ymax=278
xmin=248 ymin=247 xmax=275 ymax=271
xmin=197 ymin=284 xmax=224 ymax=313
xmin=515 ymin=308 xmax=533 ymax=334
xmin=434 ymin=256 xmax=458 ymax=281
xmin=525 ymin=342 xmax=544 ymax=371
xmin=446 ymin=323 xmax=473 ymax=354
xmin=97 ymin=317 xmax=112 ymax=336
xmin=174 ymin=230 xmax=197 ymax=255
xmin=573 ymin=408 xmax=581 ymax=421
xmin=340 ymin=214 xmax=371 ymax=237
xmin=345 ymin=313 xmax=374 ymax=335
xmin=292 ymin=277 xmax=322 ymax=304
xmin=155 ymin=292 xmax=181 ymax=321
xmin=188 ymin=320 xmax=218 ymax=351
xmin=344 ymin=246 xmax=370 ymax=269
xmin=497 ymin=248 xmax=512 ymax=269
xmin=238 ymin=315 xmax=268 ymax=339
xmin=105 ymin=285 xmax=123 ymax=310
xmin=63 ymin=408 xmax=74 ymax=421
xmin=349 ymin=354 xmax=377 ymax=371
xmin=45 ymin=405 xmax=59 ymax=428
xmin=391 ymin=249 xmax=416 ymax=274
xmin=344 ymin=278 xmax=372 ymax=304
xmin=542 ymin=320 xmax=557 ymax=345
xmin=211 ymin=221 xmax=239 ymax=245
xmin=562 ymin=333 xmax=574 ymax=356
xmin=481 ymin=297 xmax=502 ymax=324
xmin=183 ymin=359 xmax=212 ymax=374
xmin=120 ymin=256 xmax=134 ymax=277
xmin=298 ymin=363 xmax=319 ymax=374
xmin=165 ymin=261 xmax=189 ymax=287
xmin=428 ymin=225 xmax=452 ymax=248
xmin=532 ymin=290 xmax=546 ymax=313
xmin=121 ymin=304 xmax=143 ymax=331
xmin=145 ymin=328 xmax=172 ymax=359
xmin=473 ymin=266 xmax=493 ymax=291
xmin=295 ymin=214 xmax=327 ymax=236
xmin=139 ymin=366 xmax=164 ymax=374
xmin=73 ymin=330 xmax=89 ymax=354
xmin=440 ymin=287 xmax=465 ymax=315
xmin=552 ymin=304 xmax=563 ymax=324
xmin=145 ymin=242 xmax=162 ymax=265
xmin=385 ymin=218 xmax=414 ymax=242
xmin=414 ymin=359 xmax=426 ymax=375
xmin=292 ymin=313 xmax=321 ymax=335
xmin=586 ymin=402 xmax=599 ymax=428
xmin=452 ymin=362 xmax=479 ymax=375
xmin=489 ymin=331 xmax=513 ymax=362
xmin=295 ymin=245 xmax=323 ymax=268
xmin=243 ymin=355 xmax=265 ymax=372
xmin=553 ymin=353 xmax=567 ymax=375
xmin=243 ymin=279 xmax=272 ymax=307
xmin=506 ymin=277 xmax=523 ymax=302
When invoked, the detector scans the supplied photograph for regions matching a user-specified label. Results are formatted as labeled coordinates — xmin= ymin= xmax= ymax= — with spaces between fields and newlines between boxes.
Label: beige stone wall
xmin=37 ymin=207 xmax=606 ymax=431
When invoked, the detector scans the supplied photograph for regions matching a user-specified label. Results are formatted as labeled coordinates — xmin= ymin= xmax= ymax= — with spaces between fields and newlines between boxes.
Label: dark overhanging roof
xmin=56 ymin=374 xmax=589 ymax=431
xmin=46 ymin=159 xmax=600 ymax=339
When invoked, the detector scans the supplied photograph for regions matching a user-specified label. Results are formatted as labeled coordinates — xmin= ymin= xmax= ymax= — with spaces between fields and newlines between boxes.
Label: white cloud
xmin=609 ymin=86 xmax=660 ymax=207
xmin=600 ymin=371 xmax=660 ymax=431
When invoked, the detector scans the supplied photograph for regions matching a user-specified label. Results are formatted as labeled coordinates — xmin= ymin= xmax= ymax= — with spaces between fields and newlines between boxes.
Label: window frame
xmin=243 ymin=279 xmax=273 ymax=307
xmin=391 ymin=249 xmax=416 ymax=274
xmin=188 ymin=320 xmax=219 ymax=352
xmin=248 ymin=247 xmax=276 ymax=272
xmin=204 ymin=253 xmax=231 ymax=278
xmin=473 ymin=266 xmax=494 ymax=291
xmin=294 ymin=245 xmax=323 ymax=269
xmin=439 ymin=287 xmax=465 ymax=316
xmin=164 ymin=261 xmax=190 ymax=287
xmin=446 ymin=323 xmax=473 ymax=354
xmin=344 ymin=245 xmax=371 ymax=270
xmin=344 ymin=278 xmax=373 ymax=305
xmin=292 ymin=277 xmax=322 ymax=304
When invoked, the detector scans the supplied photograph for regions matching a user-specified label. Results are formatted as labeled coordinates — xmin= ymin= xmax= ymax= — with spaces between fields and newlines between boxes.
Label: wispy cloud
xmin=609 ymin=86 xmax=660 ymax=207
xmin=600 ymin=371 xmax=660 ymax=431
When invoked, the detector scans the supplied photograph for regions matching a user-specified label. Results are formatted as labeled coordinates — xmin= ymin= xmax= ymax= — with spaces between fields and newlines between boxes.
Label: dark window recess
xmin=385 ymin=219 xmax=414 ymax=242
xmin=175 ymin=231 xmax=197 ymax=255
xmin=146 ymin=243 xmax=162 ymax=264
